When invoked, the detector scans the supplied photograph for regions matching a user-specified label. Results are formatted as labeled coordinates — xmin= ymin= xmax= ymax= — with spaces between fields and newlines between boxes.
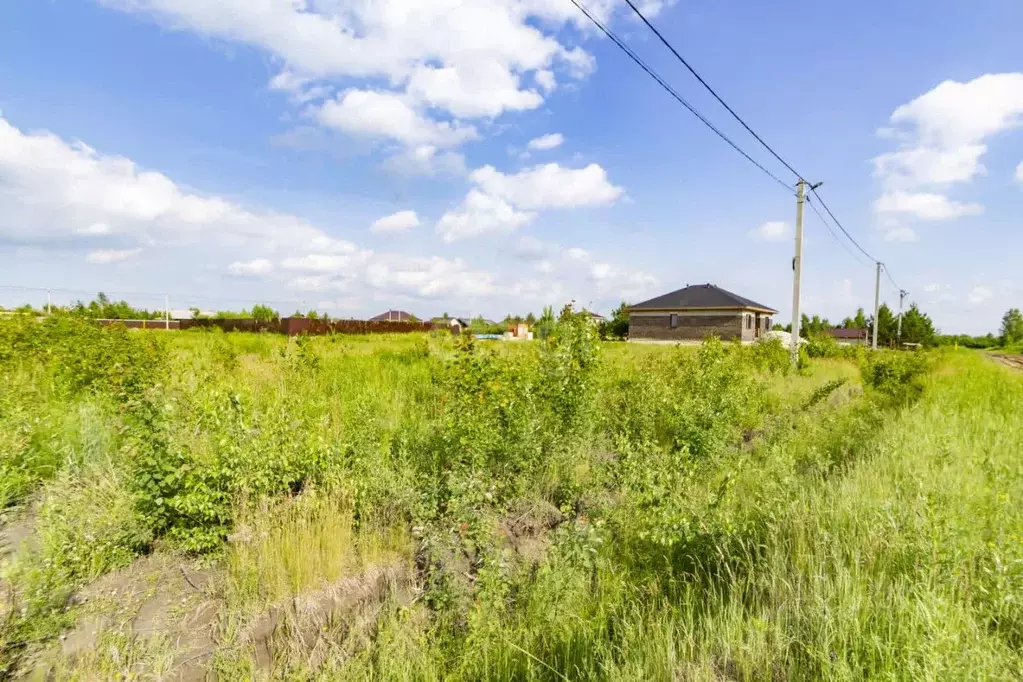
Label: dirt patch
xmin=0 ymin=507 xmax=38 ymax=622
xmin=0 ymin=513 xmax=36 ymax=563
xmin=241 ymin=562 xmax=413 ymax=675
xmin=34 ymin=554 xmax=220 ymax=682
xmin=26 ymin=553 xmax=414 ymax=680
xmin=497 ymin=499 xmax=565 ymax=566
xmin=991 ymin=353 xmax=1023 ymax=372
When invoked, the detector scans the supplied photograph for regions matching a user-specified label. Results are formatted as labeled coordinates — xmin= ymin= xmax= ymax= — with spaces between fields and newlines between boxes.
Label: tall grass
xmin=3 ymin=313 xmax=1018 ymax=680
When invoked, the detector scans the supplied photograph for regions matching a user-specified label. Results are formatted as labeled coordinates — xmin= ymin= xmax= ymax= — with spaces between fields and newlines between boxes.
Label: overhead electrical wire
xmin=882 ymin=263 xmax=903 ymax=293
xmin=806 ymin=196 xmax=873 ymax=269
xmin=619 ymin=0 xmax=802 ymax=182
xmin=614 ymin=0 xmax=900 ymax=278
xmin=565 ymin=0 xmax=793 ymax=192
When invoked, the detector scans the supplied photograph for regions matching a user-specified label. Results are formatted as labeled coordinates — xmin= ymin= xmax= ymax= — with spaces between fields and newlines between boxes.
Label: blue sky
xmin=1 ymin=0 xmax=1021 ymax=333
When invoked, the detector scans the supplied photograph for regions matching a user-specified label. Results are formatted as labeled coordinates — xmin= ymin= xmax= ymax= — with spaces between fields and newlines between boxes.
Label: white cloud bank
xmin=228 ymin=259 xmax=275 ymax=277
xmin=873 ymin=73 xmax=1023 ymax=234
xmin=436 ymin=190 xmax=535 ymax=242
xmin=528 ymin=133 xmax=564 ymax=151
xmin=96 ymin=0 xmax=663 ymax=157
xmin=86 ymin=248 xmax=142 ymax=264
xmin=436 ymin=162 xmax=623 ymax=242
xmin=371 ymin=210 xmax=420 ymax=234
xmin=873 ymin=190 xmax=982 ymax=221
xmin=0 ymin=114 xmax=649 ymax=310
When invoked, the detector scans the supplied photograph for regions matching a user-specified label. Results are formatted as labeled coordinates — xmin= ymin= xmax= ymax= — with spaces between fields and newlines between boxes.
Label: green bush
xmin=805 ymin=332 xmax=841 ymax=358
xmin=745 ymin=336 xmax=791 ymax=373
xmin=860 ymin=350 xmax=929 ymax=404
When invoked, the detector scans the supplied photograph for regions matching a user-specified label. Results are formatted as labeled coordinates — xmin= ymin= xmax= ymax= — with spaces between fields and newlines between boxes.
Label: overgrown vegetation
xmin=3 ymin=311 xmax=1021 ymax=680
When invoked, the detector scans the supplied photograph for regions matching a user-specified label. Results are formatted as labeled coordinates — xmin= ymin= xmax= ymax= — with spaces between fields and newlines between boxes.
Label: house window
xmin=746 ymin=314 xmax=752 ymax=330
xmin=669 ymin=313 xmax=679 ymax=329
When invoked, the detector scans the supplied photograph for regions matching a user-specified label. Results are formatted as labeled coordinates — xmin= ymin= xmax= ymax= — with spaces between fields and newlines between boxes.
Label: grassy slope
xmin=658 ymin=350 xmax=1023 ymax=680
xmin=340 ymin=351 xmax=1023 ymax=681
xmin=4 ymin=324 xmax=1022 ymax=680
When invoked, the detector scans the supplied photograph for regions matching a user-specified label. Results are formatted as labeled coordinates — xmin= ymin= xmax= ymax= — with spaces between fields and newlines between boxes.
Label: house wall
xmin=629 ymin=311 xmax=744 ymax=341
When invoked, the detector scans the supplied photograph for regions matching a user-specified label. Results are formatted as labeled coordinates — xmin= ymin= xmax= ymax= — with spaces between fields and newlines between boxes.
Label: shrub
xmin=745 ymin=337 xmax=791 ymax=374
xmin=860 ymin=351 xmax=929 ymax=404
xmin=805 ymin=332 xmax=841 ymax=358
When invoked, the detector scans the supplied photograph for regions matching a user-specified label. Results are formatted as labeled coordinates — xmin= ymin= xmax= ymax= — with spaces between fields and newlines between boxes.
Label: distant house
xmin=431 ymin=316 xmax=470 ymax=334
xmin=629 ymin=283 xmax=776 ymax=343
xmin=825 ymin=327 xmax=868 ymax=346
xmin=370 ymin=310 xmax=418 ymax=323
xmin=584 ymin=311 xmax=606 ymax=326
xmin=508 ymin=322 xmax=532 ymax=340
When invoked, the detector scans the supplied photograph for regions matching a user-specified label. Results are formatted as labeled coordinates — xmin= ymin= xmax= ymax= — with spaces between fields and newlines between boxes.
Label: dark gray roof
xmin=369 ymin=310 xmax=417 ymax=322
xmin=631 ymin=284 xmax=777 ymax=313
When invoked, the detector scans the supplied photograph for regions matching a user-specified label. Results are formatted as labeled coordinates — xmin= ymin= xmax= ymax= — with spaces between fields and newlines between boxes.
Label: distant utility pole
xmin=791 ymin=179 xmax=822 ymax=364
xmin=165 ymin=295 xmax=170 ymax=331
xmin=790 ymin=180 xmax=806 ymax=364
xmin=896 ymin=288 xmax=908 ymax=341
xmin=46 ymin=289 xmax=51 ymax=316
xmin=872 ymin=262 xmax=881 ymax=350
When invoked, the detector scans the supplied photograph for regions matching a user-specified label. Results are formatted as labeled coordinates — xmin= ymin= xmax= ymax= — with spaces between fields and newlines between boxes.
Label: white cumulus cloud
xmin=316 ymin=89 xmax=478 ymax=148
xmin=228 ymin=259 xmax=275 ymax=277
xmin=86 ymin=248 xmax=141 ymax=264
xmin=883 ymin=226 xmax=918 ymax=242
xmin=969 ymin=285 xmax=993 ymax=304
xmin=365 ymin=255 xmax=496 ymax=298
xmin=371 ymin=210 xmax=420 ymax=234
xmin=97 ymin=0 xmax=643 ymax=152
xmin=75 ymin=222 xmax=113 ymax=236
xmin=751 ymin=220 xmax=789 ymax=242
xmin=872 ymin=73 xmax=1023 ymax=232
xmin=436 ymin=189 xmax=535 ymax=242
xmin=0 ymin=114 xmax=333 ymax=250
xmin=874 ymin=191 xmax=983 ymax=221
xmin=528 ymin=133 xmax=564 ymax=151
xmin=470 ymin=163 xmax=623 ymax=210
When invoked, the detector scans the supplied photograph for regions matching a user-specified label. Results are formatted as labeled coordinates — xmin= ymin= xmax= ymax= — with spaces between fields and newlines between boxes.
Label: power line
xmin=808 ymin=187 xmax=876 ymax=264
xmin=566 ymin=0 xmax=793 ymax=192
xmin=620 ymin=0 xmax=803 ymax=181
xmin=882 ymin=263 xmax=903 ymax=293
xmin=617 ymin=0 xmax=899 ymax=277
xmin=805 ymin=195 xmax=872 ymax=268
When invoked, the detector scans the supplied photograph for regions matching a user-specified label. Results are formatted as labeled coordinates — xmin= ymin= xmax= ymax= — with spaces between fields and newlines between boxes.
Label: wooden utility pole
xmin=872 ymin=262 xmax=881 ymax=350
xmin=790 ymin=179 xmax=806 ymax=364
xmin=165 ymin=295 xmax=170 ymax=330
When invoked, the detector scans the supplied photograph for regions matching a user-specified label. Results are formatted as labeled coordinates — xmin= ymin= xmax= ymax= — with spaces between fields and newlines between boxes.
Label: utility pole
xmin=165 ymin=295 xmax=170 ymax=331
xmin=896 ymin=289 xmax=908 ymax=342
xmin=872 ymin=262 xmax=881 ymax=350
xmin=790 ymin=180 xmax=806 ymax=364
xmin=790 ymin=180 xmax=823 ymax=364
xmin=46 ymin=289 xmax=51 ymax=316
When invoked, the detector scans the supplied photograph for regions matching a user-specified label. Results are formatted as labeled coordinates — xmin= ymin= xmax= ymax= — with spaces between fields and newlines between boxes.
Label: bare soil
xmin=990 ymin=353 xmax=1023 ymax=372
xmin=23 ymin=553 xmax=413 ymax=680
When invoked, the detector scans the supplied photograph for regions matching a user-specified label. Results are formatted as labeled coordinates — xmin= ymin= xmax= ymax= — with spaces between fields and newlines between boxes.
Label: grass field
xmin=1 ymin=313 xmax=1021 ymax=680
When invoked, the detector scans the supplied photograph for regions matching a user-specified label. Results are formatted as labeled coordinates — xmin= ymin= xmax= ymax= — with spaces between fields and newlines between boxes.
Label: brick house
xmin=825 ymin=327 xmax=868 ymax=346
xmin=629 ymin=283 xmax=777 ymax=343
xmin=369 ymin=310 xmax=418 ymax=323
